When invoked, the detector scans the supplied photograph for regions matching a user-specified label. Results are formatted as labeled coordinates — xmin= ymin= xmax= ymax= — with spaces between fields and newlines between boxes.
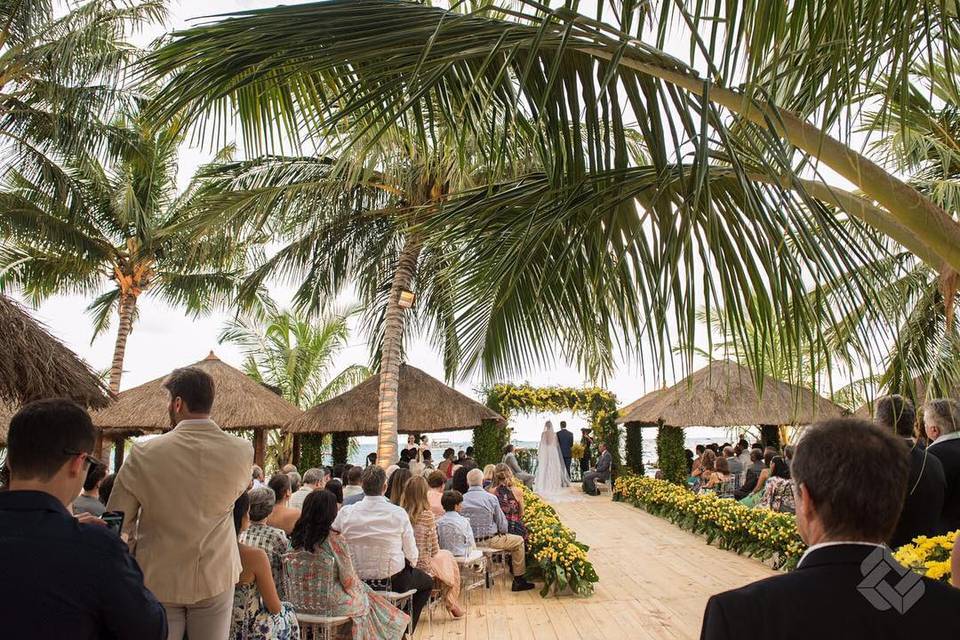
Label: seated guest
xmin=281 ymin=463 xmax=298 ymax=475
xmin=325 ymin=478 xmax=344 ymax=506
xmin=437 ymin=490 xmax=477 ymax=557
xmin=239 ymin=487 xmax=289 ymax=599
xmin=332 ymin=463 xmax=346 ymax=482
xmin=702 ymin=456 xmax=733 ymax=494
xmin=482 ymin=464 xmax=496 ymax=488
xmin=427 ymin=470 xmax=447 ymax=516
xmin=461 ymin=469 xmax=535 ymax=592
xmin=451 ymin=461 xmax=477 ymax=495
xmin=583 ymin=443 xmax=613 ymax=496
xmin=72 ymin=457 xmax=107 ymax=517
xmin=231 ymin=493 xmax=298 ymax=639
xmin=283 ymin=490 xmax=408 ymax=639
xmin=421 ymin=449 xmax=435 ymax=470
xmin=386 ymin=467 xmax=412 ymax=505
xmin=734 ymin=449 xmax=765 ymax=500
xmin=401 ymin=477 xmax=465 ymax=618
xmin=289 ymin=467 xmax=324 ymax=510
xmin=739 ymin=449 xmax=776 ymax=507
xmin=783 ymin=444 xmax=796 ymax=465
xmin=488 ymin=464 xmax=527 ymax=542
xmin=736 ymin=438 xmax=751 ymax=475
xmin=438 ymin=447 xmax=456 ymax=479
xmin=701 ymin=418 xmax=960 ymax=639
xmin=333 ymin=466 xmax=433 ymax=632
xmin=722 ymin=446 xmax=742 ymax=487
xmin=266 ymin=473 xmax=301 ymax=535
xmin=252 ymin=465 xmax=266 ymax=490
xmin=924 ymin=399 xmax=960 ymax=532
xmin=343 ymin=466 xmax=364 ymax=501
xmin=98 ymin=472 xmax=116 ymax=506
xmin=501 ymin=444 xmax=534 ymax=488
xmin=0 ymin=399 xmax=167 ymax=639
xmin=692 ymin=449 xmax=716 ymax=486
xmin=684 ymin=449 xmax=695 ymax=475
xmin=366 ymin=452 xmax=377 ymax=467
xmin=691 ymin=444 xmax=706 ymax=475
xmin=876 ymin=395 xmax=945 ymax=547
xmin=758 ymin=456 xmax=794 ymax=513
xmin=409 ymin=452 xmax=426 ymax=476
xmin=287 ymin=470 xmax=302 ymax=494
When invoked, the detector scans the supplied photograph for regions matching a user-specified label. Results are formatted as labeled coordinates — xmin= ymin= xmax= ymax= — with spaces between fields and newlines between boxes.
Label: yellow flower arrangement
xmin=893 ymin=531 xmax=958 ymax=583
xmin=613 ymin=474 xmax=806 ymax=569
xmin=518 ymin=485 xmax=598 ymax=596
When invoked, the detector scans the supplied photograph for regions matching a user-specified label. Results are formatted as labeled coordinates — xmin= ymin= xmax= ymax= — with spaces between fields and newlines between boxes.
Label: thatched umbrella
xmin=93 ymin=352 xmax=301 ymax=467
xmin=617 ymin=360 xmax=845 ymax=429
xmin=854 ymin=377 xmax=960 ymax=419
xmin=0 ymin=294 xmax=109 ymax=410
xmin=285 ymin=364 xmax=505 ymax=439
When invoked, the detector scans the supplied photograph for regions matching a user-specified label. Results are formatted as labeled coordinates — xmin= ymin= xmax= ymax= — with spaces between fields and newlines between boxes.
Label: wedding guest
xmin=231 ymin=492 xmax=298 ymax=639
xmin=583 ymin=443 xmax=612 ymax=496
xmin=482 ymin=464 xmax=496 ymax=488
xmin=693 ymin=449 xmax=716 ymax=486
xmin=325 ymin=478 xmax=344 ymax=505
xmin=876 ymin=395 xmax=945 ymax=547
xmin=461 ymin=469 xmax=535 ymax=592
xmin=343 ymin=466 xmax=364 ymax=501
xmin=284 ymin=489 xmax=409 ymax=638
xmin=409 ymin=452 xmax=426 ymax=476
xmin=366 ymin=452 xmax=377 ymax=467
xmin=924 ymin=399 xmax=960 ymax=532
xmin=287 ymin=470 xmax=302 ymax=494
xmin=684 ymin=449 xmax=695 ymax=475
xmin=421 ymin=449 xmax=434 ymax=470
xmin=502 ymin=444 xmax=534 ymax=488
xmin=289 ymin=467 xmax=323 ymax=510
xmin=702 ymin=456 xmax=732 ymax=494
xmin=99 ymin=472 xmax=116 ymax=506
xmin=488 ymin=463 xmax=527 ymax=542
xmin=439 ymin=448 xmax=457 ymax=478
xmin=281 ymin=464 xmax=298 ymax=475
xmin=452 ymin=461 xmax=476 ymax=494
xmin=465 ymin=446 xmax=475 ymax=461
xmin=740 ymin=449 xmax=776 ymax=507
xmin=400 ymin=476 xmax=465 ymax=617
xmin=723 ymin=446 xmax=742 ymax=485
xmin=0 ymin=399 xmax=167 ymax=639
xmin=252 ymin=465 xmax=266 ymax=490
xmin=579 ymin=428 xmax=594 ymax=476
xmin=456 ymin=450 xmax=466 ymax=464
xmin=734 ymin=449 xmax=764 ymax=500
xmin=108 ymin=367 xmax=251 ymax=640
xmin=404 ymin=434 xmax=420 ymax=458
xmin=72 ymin=457 xmax=107 ymax=517
xmin=783 ymin=444 xmax=796 ymax=466
xmin=265 ymin=473 xmax=301 ymax=535
xmin=736 ymin=438 xmax=751 ymax=474
xmin=333 ymin=465 xmax=433 ymax=632
xmin=701 ymin=418 xmax=960 ymax=639
xmin=691 ymin=444 xmax=706 ymax=475
xmin=399 ymin=449 xmax=412 ymax=466
xmin=387 ymin=467 xmax=412 ymax=505
xmin=332 ymin=463 xmax=346 ymax=482
xmin=758 ymin=456 xmax=795 ymax=513
xmin=427 ymin=470 xmax=447 ymax=516
xmin=239 ymin=487 xmax=289 ymax=599
xmin=437 ymin=490 xmax=476 ymax=557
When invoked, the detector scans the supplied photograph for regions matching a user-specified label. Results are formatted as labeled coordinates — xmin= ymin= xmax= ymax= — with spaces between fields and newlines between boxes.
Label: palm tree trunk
xmin=107 ymin=293 xmax=137 ymax=468
xmin=376 ymin=234 xmax=423 ymax=467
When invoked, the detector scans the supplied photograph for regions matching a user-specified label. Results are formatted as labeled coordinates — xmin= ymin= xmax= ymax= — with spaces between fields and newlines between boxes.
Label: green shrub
xmin=624 ymin=422 xmax=644 ymax=475
xmin=656 ymin=424 xmax=687 ymax=485
xmin=331 ymin=432 xmax=349 ymax=465
xmin=299 ymin=433 xmax=326 ymax=469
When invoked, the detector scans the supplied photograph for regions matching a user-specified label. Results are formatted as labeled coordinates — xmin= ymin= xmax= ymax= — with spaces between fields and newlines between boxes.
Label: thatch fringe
xmin=285 ymin=364 xmax=504 ymax=435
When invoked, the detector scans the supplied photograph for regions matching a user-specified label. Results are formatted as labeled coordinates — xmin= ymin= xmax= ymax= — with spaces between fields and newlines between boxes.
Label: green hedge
xmin=299 ymin=434 xmax=326 ymax=469
xmin=331 ymin=432 xmax=349 ymax=465
xmin=656 ymin=424 xmax=687 ymax=485
xmin=473 ymin=418 xmax=507 ymax=467
xmin=624 ymin=422 xmax=644 ymax=475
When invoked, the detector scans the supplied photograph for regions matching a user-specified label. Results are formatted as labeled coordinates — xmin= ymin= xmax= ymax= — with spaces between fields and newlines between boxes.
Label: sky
xmin=17 ymin=0 xmax=865 ymax=444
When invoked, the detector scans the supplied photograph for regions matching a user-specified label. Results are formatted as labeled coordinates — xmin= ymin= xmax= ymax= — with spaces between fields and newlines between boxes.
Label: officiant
xmin=579 ymin=428 xmax=594 ymax=476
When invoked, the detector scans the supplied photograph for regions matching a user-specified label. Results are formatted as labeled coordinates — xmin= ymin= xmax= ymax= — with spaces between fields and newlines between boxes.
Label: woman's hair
xmin=422 ymin=449 xmax=432 ymax=461
xmin=366 ymin=452 xmax=377 ymax=465
xmin=695 ymin=444 xmax=705 ymax=455
xmin=400 ymin=476 xmax=431 ymax=523
xmin=451 ymin=463 xmax=473 ymax=494
xmin=233 ymin=491 xmax=250 ymax=535
xmin=427 ymin=470 xmax=446 ymax=489
xmin=387 ymin=468 xmax=412 ymax=505
xmin=325 ymin=478 xmax=343 ymax=504
xmin=770 ymin=456 xmax=791 ymax=480
xmin=98 ymin=473 xmax=116 ymax=506
xmin=290 ymin=489 xmax=338 ymax=552
xmin=399 ymin=449 xmax=411 ymax=462
xmin=493 ymin=463 xmax=514 ymax=486
xmin=268 ymin=473 xmax=291 ymax=502
xmin=483 ymin=464 xmax=496 ymax=481
xmin=701 ymin=449 xmax=717 ymax=470
xmin=715 ymin=456 xmax=729 ymax=475
xmin=443 ymin=447 xmax=456 ymax=460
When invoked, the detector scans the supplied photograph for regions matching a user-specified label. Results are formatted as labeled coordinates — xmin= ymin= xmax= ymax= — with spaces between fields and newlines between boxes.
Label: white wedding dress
xmin=534 ymin=421 xmax=570 ymax=497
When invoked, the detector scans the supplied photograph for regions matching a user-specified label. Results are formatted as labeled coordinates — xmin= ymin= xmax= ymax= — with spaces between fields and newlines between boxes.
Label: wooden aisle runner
xmin=414 ymin=489 xmax=776 ymax=640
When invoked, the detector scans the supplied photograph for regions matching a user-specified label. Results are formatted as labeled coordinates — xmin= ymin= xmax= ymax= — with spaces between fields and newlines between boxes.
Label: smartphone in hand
xmin=102 ymin=511 xmax=124 ymax=536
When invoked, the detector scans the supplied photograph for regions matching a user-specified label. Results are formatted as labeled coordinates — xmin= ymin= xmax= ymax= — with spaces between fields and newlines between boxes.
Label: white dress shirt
xmin=930 ymin=431 xmax=960 ymax=447
xmin=332 ymin=496 xmax=418 ymax=579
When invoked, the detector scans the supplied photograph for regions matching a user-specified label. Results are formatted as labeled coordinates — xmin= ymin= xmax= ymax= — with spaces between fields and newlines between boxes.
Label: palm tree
xmin=0 ymin=104 xmax=265 ymax=463
xmin=219 ymin=308 xmax=371 ymax=469
xmin=143 ymin=0 xmax=922 ymax=464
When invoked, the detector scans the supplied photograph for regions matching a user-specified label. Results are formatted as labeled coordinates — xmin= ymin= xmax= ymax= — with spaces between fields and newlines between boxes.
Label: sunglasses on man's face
xmin=63 ymin=449 xmax=100 ymax=471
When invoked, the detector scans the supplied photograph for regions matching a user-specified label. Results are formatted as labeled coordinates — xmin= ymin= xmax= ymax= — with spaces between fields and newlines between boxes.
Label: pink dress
xmin=413 ymin=510 xmax=462 ymax=611
xmin=427 ymin=490 xmax=445 ymax=517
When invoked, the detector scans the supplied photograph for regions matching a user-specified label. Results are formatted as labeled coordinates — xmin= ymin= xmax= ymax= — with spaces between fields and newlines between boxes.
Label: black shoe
xmin=511 ymin=577 xmax=535 ymax=592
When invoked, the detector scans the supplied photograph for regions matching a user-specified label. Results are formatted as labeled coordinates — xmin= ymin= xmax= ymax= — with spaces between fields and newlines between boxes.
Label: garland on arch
xmin=479 ymin=383 xmax=621 ymax=475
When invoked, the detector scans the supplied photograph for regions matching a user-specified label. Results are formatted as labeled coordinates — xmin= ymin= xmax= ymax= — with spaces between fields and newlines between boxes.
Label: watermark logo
xmin=857 ymin=546 xmax=925 ymax=613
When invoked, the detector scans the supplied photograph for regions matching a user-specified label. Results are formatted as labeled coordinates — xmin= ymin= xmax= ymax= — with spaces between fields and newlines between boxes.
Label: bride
xmin=534 ymin=421 xmax=570 ymax=496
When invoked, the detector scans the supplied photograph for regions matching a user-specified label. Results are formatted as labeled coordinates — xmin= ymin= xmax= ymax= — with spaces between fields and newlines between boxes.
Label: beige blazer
xmin=107 ymin=419 xmax=253 ymax=604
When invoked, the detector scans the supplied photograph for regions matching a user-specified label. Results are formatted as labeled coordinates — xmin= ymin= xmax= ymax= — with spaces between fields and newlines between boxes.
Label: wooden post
xmin=760 ymin=424 xmax=781 ymax=451
xmin=253 ymin=428 xmax=266 ymax=469
xmin=112 ymin=436 xmax=125 ymax=469
xmin=94 ymin=433 xmax=105 ymax=461
xmin=291 ymin=434 xmax=301 ymax=467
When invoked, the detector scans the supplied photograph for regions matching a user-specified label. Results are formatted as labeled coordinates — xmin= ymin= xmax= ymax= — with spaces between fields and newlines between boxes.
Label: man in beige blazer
xmin=108 ymin=367 xmax=253 ymax=640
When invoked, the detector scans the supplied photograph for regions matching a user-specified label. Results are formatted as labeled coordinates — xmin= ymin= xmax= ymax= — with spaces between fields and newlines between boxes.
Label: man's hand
xmin=74 ymin=512 xmax=106 ymax=526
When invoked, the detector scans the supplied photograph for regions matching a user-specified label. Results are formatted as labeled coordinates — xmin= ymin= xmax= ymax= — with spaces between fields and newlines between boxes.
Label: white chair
xmin=377 ymin=589 xmax=418 ymax=636
xmin=476 ymin=546 xmax=510 ymax=587
xmin=294 ymin=613 xmax=349 ymax=640
xmin=595 ymin=480 xmax=610 ymax=494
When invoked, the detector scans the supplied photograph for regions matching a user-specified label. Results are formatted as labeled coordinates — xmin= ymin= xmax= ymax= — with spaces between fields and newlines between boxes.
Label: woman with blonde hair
xmin=482 ymin=464 xmax=496 ymax=489
xmin=399 ymin=476 xmax=464 ymax=617
xmin=488 ymin=463 xmax=527 ymax=542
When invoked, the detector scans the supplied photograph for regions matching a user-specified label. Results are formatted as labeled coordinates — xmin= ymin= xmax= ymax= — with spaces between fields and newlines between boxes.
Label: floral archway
xmin=475 ymin=383 xmax=622 ymax=476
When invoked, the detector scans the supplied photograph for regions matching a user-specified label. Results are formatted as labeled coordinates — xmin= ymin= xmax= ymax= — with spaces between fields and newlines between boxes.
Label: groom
xmin=582 ymin=443 xmax=612 ymax=495
xmin=557 ymin=421 xmax=574 ymax=475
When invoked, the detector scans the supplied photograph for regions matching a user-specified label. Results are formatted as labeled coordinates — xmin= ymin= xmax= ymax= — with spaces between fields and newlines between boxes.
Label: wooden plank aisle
xmin=415 ymin=489 xmax=776 ymax=640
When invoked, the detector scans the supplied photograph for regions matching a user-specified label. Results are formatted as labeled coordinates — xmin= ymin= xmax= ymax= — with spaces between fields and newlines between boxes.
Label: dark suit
xmin=734 ymin=461 xmax=764 ymax=500
xmin=889 ymin=442 xmax=945 ymax=548
xmin=582 ymin=450 xmax=612 ymax=495
xmin=557 ymin=428 xmax=574 ymax=474
xmin=927 ymin=436 xmax=960 ymax=533
xmin=700 ymin=544 xmax=960 ymax=640
xmin=579 ymin=435 xmax=594 ymax=475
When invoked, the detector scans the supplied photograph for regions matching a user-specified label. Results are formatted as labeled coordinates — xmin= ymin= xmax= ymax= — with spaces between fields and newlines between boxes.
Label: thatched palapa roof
xmin=285 ymin=364 xmax=505 ymax=435
xmin=854 ymin=377 xmax=960 ymax=419
xmin=617 ymin=360 xmax=845 ymax=427
xmin=94 ymin=352 xmax=301 ymax=435
xmin=0 ymin=294 xmax=109 ymax=409
xmin=0 ymin=404 xmax=13 ymax=446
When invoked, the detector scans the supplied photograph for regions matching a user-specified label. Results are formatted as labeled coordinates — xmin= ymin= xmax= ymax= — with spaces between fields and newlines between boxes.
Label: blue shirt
xmin=460 ymin=486 xmax=507 ymax=539
xmin=437 ymin=511 xmax=476 ymax=557
xmin=0 ymin=490 xmax=167 ymax=640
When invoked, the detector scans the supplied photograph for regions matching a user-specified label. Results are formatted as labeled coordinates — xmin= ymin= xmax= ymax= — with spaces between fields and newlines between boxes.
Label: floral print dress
xmin=230 ymin=582 xmax=298 ymax=640
xmin=282 ymin=532 xmax=409 ymax=640
xmin=495 ymin=485 xmax=528 ymax=542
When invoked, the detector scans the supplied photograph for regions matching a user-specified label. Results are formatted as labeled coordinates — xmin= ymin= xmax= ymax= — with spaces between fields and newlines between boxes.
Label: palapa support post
xmin=112 ymin=436 xmax=125 ymax=468
xmin=291 ymin=433 xmax=301 ymax=467
xmin=760 ymin=424 xmax=781 ymax=451
xmin=252 ymin=428 xmax=266 ymax=469
xmin=93 ymin=433 xmax=106 ymax=462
